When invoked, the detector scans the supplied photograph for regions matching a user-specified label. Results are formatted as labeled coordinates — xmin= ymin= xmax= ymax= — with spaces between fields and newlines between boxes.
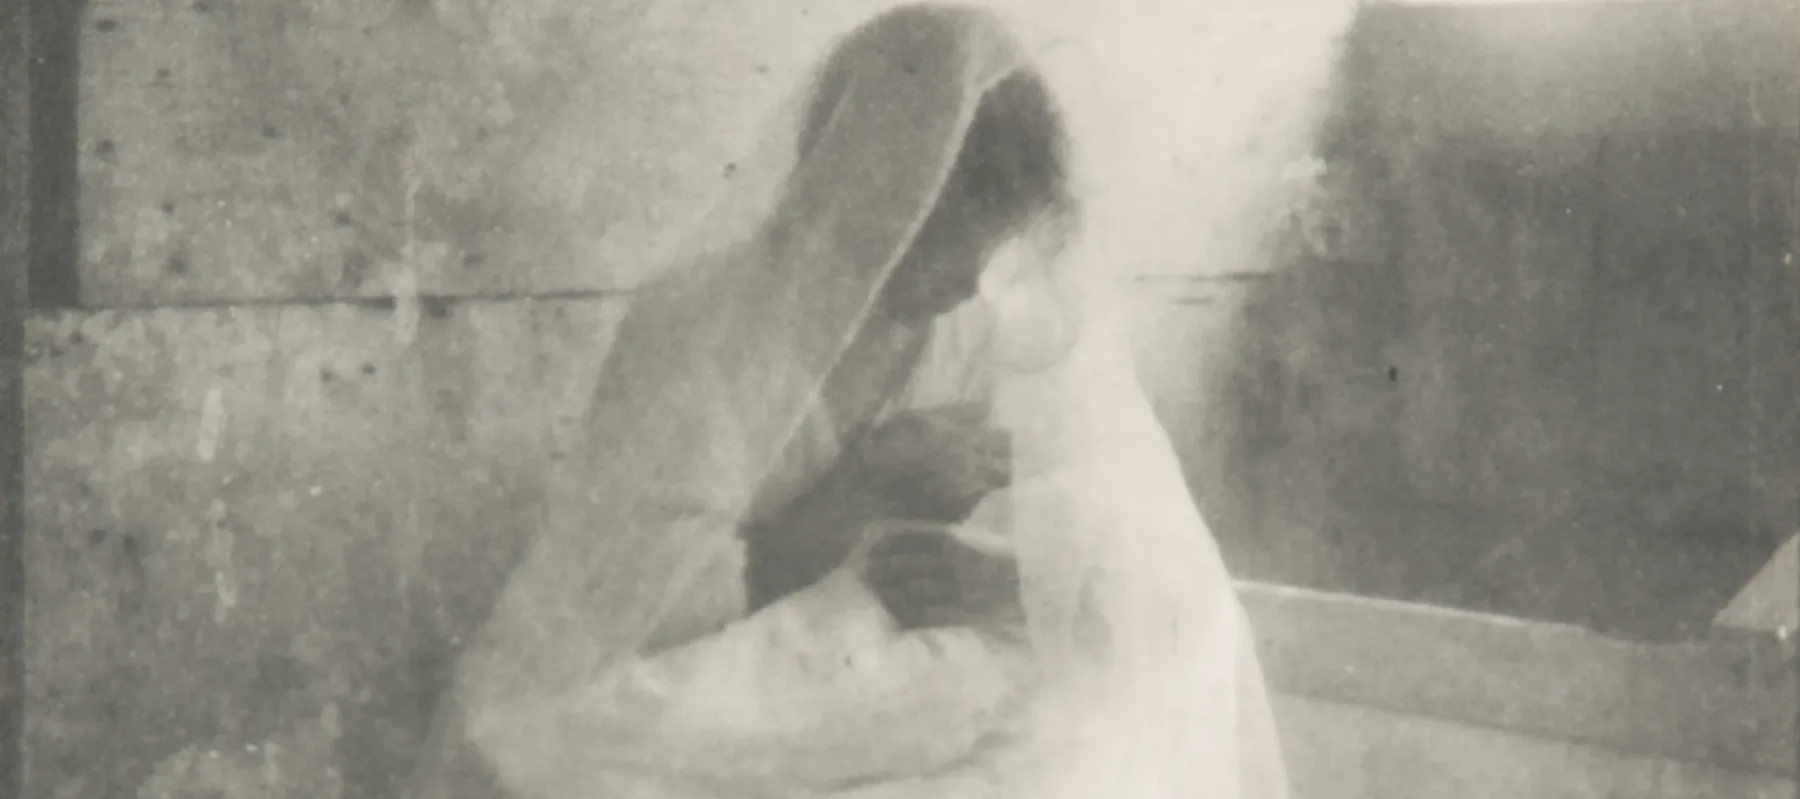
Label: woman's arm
xmin=743 ymin=402 xmax=1017 ymax=616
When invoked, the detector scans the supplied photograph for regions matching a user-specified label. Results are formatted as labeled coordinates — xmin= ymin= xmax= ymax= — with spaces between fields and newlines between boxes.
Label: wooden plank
xmin=1275 ymin=694 xmax=1795 ymax=799
xmin=0 ymin=0 xmax=30 ymax=794
xmin=1242 ymin=581 xmax=1798 ymax=776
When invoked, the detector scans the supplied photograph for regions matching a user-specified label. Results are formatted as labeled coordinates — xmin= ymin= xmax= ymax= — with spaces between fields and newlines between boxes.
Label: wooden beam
xmin=0 ymin=0 xmax=31 ymax=794
xmin=1240 ymin=580 xmax=1797 ymax=776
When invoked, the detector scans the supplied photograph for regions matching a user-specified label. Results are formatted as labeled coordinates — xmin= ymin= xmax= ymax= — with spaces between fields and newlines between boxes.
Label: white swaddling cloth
xmin=524 ymin=504 xmax=1036 ymax=798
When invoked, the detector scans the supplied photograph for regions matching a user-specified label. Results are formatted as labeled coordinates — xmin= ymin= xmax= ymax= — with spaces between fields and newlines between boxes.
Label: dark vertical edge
xmin=1785 ymin=8 xmax=1800 ymax=795
xmin=0 ymin=0 xmax=28 ymax=796
xmin=27 ymin=0 xmax=78 ymax=310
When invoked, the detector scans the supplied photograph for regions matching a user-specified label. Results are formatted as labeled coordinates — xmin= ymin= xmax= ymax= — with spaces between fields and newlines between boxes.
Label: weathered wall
xmin=67 ymin=0 xmax=1351 ymax=306
xmin=73 ymin=0 xmax=900 ymax=303
xmin=1182 ymin=1 xmax=1800 ymax=641
xmin=23 ymin=0 xmax=1800 ymax=796
xmin=25 ymin=300 xmax=623 ymax=798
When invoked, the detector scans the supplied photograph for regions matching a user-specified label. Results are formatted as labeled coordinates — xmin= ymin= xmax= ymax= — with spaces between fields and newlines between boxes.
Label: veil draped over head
xmin=461 ymin=1 xmax=1028 ymax=707
xmin=411 ymin=5 xmax=1289 ymax=799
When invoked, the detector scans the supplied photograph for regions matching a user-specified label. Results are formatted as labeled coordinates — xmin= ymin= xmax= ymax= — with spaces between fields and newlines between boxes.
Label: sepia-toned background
xmin=13 ymin=0 xmax=1798 ymax=797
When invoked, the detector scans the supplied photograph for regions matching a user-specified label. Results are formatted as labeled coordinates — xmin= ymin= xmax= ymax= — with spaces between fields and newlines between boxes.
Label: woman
xmin=409 ymin=6 xmax=1288 ymax=798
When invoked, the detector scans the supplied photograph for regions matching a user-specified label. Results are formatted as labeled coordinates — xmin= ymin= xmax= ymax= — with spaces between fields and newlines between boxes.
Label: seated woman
xmin=408 ymin=6 xmax=1288 ymax=799
xmin=733 ymin=66 xmax=1069 ymax=635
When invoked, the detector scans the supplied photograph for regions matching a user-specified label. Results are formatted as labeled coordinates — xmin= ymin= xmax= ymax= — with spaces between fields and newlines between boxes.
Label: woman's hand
xmin=863 ymin=524 xmax=1025 ymax=632
xmin=844 ymin=402 xmax=1012 ymax=522
xmin=743 ymin=403 xmax=1010 ymax=613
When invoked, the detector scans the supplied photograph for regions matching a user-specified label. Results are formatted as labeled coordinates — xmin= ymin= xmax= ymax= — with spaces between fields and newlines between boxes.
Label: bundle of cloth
xmin=407 ymin=6 xmax=1289 ymax=798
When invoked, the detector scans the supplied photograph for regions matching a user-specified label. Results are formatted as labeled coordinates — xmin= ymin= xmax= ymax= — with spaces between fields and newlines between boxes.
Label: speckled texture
xmin=72 ymin=0 xmax=1373 ymax=306
xmin=75 ymin=0 xmax=912 ymax=305
xmin=23 ymin=298 xmax=624 ymax=799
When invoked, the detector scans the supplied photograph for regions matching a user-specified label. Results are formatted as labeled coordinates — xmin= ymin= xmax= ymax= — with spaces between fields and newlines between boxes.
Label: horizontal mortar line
xmin=36 ymin=274 xmax=1263 ymax=316
xmin=28 ymin=287 xmax=632 ymax=316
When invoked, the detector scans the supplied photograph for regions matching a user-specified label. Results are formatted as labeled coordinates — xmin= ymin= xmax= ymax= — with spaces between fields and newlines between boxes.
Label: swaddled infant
xmin=571 ymin=480 xmax=1036 ymax=796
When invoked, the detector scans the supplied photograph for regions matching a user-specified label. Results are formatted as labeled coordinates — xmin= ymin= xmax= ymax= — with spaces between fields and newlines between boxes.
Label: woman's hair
xmin=954 ymin=70 xmax=1075 ymax=242
xmin=798 ymin=65 xmax=1076 ymax=246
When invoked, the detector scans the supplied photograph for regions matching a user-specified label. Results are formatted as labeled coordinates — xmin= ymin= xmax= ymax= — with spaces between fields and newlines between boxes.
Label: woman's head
xmin=879 ymin=70 xmax=1075 ymax=322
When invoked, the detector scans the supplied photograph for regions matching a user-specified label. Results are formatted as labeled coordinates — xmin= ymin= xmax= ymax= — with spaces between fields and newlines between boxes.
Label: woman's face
xmin=985 ymin=238 xmax=1079 ymax=375
xmin=880 ymin=165 xmax=1021 ymax=323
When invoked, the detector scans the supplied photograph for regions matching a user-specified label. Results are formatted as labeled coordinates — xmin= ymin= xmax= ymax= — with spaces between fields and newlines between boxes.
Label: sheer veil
xmin=409 ymin=5 xmax=1289 ymax=799
xmin=990 ymin=203 xmax=1290 ymax=799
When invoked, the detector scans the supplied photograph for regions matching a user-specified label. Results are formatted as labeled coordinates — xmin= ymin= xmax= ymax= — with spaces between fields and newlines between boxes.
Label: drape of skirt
xmin=469 ymin=524 xmax=1285 ymax=799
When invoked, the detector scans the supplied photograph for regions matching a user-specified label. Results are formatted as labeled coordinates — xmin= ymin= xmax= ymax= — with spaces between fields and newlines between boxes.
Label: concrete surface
xmin=21 ymin=0 xmax=1800 ymax=797
xmin=25 ymin=299 xmax=622 ymax=799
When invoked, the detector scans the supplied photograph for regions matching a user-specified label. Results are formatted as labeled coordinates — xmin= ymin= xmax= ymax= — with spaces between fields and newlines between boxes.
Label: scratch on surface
xmin=206 ymin=499 xmax=239 ymax=623
xmin=392 ymin=267 xmax=422 ymax=346
xmin=392 ymin=120 xmax=429 ymax=345
xmin=196 ymin=385 xmax=225 ymax=463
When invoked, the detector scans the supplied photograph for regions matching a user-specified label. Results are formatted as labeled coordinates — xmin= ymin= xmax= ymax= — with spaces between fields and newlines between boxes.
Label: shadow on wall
xmin=1182 ymin=3 xmax=1800 ymax=644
